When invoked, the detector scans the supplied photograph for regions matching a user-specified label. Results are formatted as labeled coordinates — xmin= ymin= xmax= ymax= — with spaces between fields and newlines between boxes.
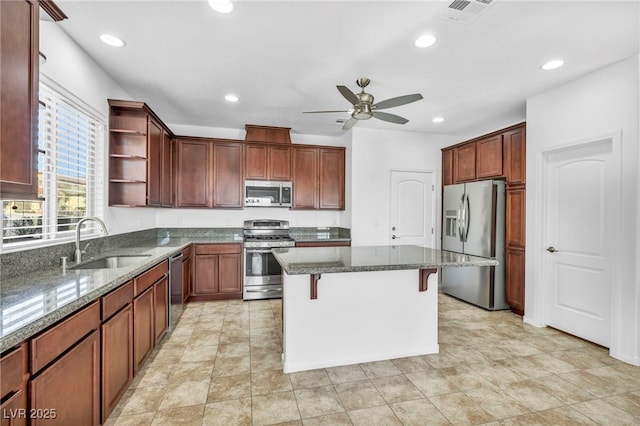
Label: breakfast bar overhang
xmin=273 ymin=245 xmax=498 ymax=373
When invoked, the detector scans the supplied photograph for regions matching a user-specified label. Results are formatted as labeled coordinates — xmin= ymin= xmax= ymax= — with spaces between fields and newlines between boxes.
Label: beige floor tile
xmin=212 ymin=354 xmax=251 ymax=377
xmin=528 ymin=374 xmax=596 ymax=405
xmin=463 ymin=386 xmax=530 ymax=419
xmin=203 ymin=398 xmax=252 ymax=426
xmin=390 ymin=398 xmax=451 ymax=426
xmin=171 ymin=361 xmax=214 ymax=383
xmin=250 ymin=349 xmax=283 ymax=372
xmin=471 ymin=361 xmax=526 ymax=386
xmin=179 ymin=344 xmax=217 ymax=363
xmin=150 ymin=405 xmax=205 ymax=426
xmin=326 ymin=364 xmax=368 ymax=384
xmin=535 ymin=406 xmax=599 ymax=425
xmin=216 ymin=341 xmax=251 ymax=358
xmin=560 ymin=366 xmax=639 ymax=398
xmin=334 ymin=379 xmax=386 ymax=411
xmin=104 ymin=412 xmax=155 ymax=426
xmin=208 ymin=373 xmax=252 ymax=402
xmin=603 ymin=390 xmax=640 ymax=417
xmin=572 ymin=398 xmax=640 ymax=425
xmin=251 ymin=391 xmax=301 ymax=425
xmin=500 ymin=380 xmax=564 ymax=412
xmin=158 ymin=379 xmax=210 ymax=410
xmin=289 ymin=369 xmax=332 ymax=389
xmin=359 ymin=360 xmax=402 ymax=378
xmin=423 ymin=350 xmax=467 ymax=369
xmin=134 ymin=363 xmax=175 ymax=388
xmin=294 ymin=385 xmax=345 ymax=419
xmin=251 ymin=369 xmax=293 ymax=395
xmin=405 ymin=368 xmax=459 ymax=397
xmin=370 ymin=374 xmax=424 ymax=404
xmin=347 ymin=405 xmax=402 ymax=426
xmin=389 ymin=355 xmax=433 ymax=373
xmin=119 ymin=385 xmax=167 ymax=416
xmin=428 ymin=391 xmax=496 ymax=424
xmin=438 ymin=364 xmax=494 ymax=390
xmin=301 ymin=412 xmax=353 ymax=425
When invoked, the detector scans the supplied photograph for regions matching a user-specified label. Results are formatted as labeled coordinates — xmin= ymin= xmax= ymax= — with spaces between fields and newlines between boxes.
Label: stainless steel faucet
xmin=75 ymin=217 xmax=108 ymax=263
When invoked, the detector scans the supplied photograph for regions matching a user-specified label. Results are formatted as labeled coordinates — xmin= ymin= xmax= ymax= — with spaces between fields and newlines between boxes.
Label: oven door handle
xmin=245 ymin=249 xmax=273 ymax=254
xmin=246 ymin=287 xmax=282 ymax=292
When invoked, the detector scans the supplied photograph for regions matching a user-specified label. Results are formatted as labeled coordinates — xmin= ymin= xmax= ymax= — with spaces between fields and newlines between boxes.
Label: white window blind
xmin=1 ymin=83 xmax=105 ymax=247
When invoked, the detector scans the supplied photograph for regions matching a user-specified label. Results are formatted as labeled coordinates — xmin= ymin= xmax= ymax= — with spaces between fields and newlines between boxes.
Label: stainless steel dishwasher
xmin=169 ymin=251 xmax=184 ymax=330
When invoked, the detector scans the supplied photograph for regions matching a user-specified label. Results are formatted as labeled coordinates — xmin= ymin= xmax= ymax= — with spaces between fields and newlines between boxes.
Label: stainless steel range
xmin=243 ymin=219 xmax=295 ymax=300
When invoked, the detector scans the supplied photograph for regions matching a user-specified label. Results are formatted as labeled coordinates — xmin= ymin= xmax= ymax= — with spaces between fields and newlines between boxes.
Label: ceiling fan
xmin=304 ymin=78 xmax=423 ymax=131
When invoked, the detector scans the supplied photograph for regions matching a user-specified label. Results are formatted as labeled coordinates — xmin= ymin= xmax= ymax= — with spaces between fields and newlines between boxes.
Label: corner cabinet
xmin=441 ymin=122 xmax=526 ymax=314
xmin=107 ymin=100 xmax=173 ymax=207
xmin=292 ymin=146 xmax=345 ymax=210
xmin=0 ymin=0 xmax=40 ymax=200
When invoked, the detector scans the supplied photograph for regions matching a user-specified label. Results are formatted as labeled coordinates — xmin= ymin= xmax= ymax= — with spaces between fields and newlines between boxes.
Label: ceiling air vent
xmin=436 ymin=0 xmax=494 ymax=24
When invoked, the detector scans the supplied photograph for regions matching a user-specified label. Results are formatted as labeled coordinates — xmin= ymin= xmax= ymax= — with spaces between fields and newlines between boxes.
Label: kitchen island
xmin=273 ymin=245 xmax=498 ymax=373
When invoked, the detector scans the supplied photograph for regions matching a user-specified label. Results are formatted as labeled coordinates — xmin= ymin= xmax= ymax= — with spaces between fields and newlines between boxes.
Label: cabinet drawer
xmin=0 ymin=343 xmax=28 ymax=398
xmin=134 ymin=261 xmax=168 ymax=296
xmin=182 ymin=245 xmax=192 ymax=258
xmin=195 ymin=243 xmax=242 ymax=255
xmin=102 ymin=281 xmax=134 ymax=321
xmin=30 ymin=301 xmax=100 ymax=374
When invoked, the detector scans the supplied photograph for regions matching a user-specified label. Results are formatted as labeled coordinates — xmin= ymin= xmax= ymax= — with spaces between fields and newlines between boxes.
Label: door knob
xmin=546 ymin=246 xmax=558 ymax=253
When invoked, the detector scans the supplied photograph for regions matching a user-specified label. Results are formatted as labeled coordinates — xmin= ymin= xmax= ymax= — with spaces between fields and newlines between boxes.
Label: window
xmin=2 ymin=83 xmax=104 ymax=248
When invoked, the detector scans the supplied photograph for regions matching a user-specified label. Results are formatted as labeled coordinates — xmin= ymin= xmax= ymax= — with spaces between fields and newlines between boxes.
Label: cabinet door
xmin=245 ymin=144 xmax=268 ymax=180
xmin=292 ymin=147 xmax=318 ymax=209
xmin=133 ymin=287 xmax=154 ymax=375
xmin=218 ymin=254 xmax=241 ymax=293
xmin=506 ymin=188 xmax=526 ymax=248
xmin=30 ymin=330 xmax=100 ymax=426
xmin=193 ymin=254 xmax=219 ymax=295
xmin=319 ymin=148 xmax=345 ymax=210
xmin=153 ymin=276 xmax=168 ymax=344
xmin=268 ymin=146 xmax=291 ymax=181
xmin=160 ymin=131 xmax=172 ymax=207
xmin=0 ymin=388 xmax=27 ymax=426
xmin=147 ymin=119 xmax=162 ymax=206
xmin=504 ymin=126 xmax=526 ymax=185
xmin=101 ymin=304 xmax=133 ymax=423
xmin=505 ymin=248 xmax=525 ymax=314
xmin=0 ymin=0 xmax=39 ymax=200
xmin=442 ymin=149 xmax=453 ymax=186
xmin=476 ymin=135 xmax=503 ymax=178
xmin=213 ymin=142 xmax=243 ymax=208
xmin=175 ymin=140 xmax=210 ymax=207
xmin=182 ymin=255 xmax=192 ymax=303
xmin=453 ymin=143 xmax=476 ymax=182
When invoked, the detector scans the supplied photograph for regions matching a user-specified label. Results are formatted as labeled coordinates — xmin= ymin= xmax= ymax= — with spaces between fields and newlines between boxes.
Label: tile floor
xmin=105 ymin=294 xmax=640 ymax=425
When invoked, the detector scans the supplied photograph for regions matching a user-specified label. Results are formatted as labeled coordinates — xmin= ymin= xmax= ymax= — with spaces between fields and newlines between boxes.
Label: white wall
xmin=350 ymin=127 xmax=461 ymax=246
xmin=40 ymin=21 xmax=157 ymax=236
xmin=525 ymin=56 xmax=640 ymax=365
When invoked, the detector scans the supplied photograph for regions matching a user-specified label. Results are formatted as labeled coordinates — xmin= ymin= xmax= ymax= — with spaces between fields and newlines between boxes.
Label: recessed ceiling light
xmin=99 ymin=34 xmax=125 ymax=47
xmin=541 ymin=59 xmax=564 ymax=71
xmin=415 ymin=34 xmax=437 ymax=48
xmin=225 ymin=94 xmax=239 ymax=102
xmin=208 ymin=0 xmax=233 ymax=14
xmin=432 ymin=116 xmax=444 ymax=123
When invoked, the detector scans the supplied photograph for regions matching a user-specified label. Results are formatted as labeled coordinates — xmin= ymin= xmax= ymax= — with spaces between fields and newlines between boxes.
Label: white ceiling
xmin=55 ymin=0 xmax=639 ymax=138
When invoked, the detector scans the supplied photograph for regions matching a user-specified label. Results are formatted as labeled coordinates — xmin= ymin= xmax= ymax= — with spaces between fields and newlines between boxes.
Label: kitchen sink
xmin=73 ymin=255 xmax=151 ymax=269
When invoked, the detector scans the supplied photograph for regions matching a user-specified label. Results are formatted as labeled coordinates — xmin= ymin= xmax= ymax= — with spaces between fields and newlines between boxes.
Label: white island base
xmin=282 ymin=269 xmax=439 ymax=373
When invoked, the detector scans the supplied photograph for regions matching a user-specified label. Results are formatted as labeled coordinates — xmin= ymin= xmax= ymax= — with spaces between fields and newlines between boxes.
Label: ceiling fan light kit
xmin=304 ymin=77 xmax=423 ymax=131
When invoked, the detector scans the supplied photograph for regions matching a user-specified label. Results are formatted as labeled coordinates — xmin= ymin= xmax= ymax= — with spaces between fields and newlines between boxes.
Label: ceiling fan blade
xmin=303 ymin=110 xmax=349 ymax=114
xmin=373 ymin=111 xmax=409 ymax=125
xmin=342 ymin=118 xmax=358 ymax=131
xmin=373 ymin=93 xmax=423 ymax=110
xmin=337 ymin=85 xmax=359 ymax=105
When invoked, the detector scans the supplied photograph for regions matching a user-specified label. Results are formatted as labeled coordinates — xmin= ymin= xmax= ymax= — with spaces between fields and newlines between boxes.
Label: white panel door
xmin=390 ymin=170 xmax=434 ymax=247
xmin=545 ymin=140 xmax=614 ymax=347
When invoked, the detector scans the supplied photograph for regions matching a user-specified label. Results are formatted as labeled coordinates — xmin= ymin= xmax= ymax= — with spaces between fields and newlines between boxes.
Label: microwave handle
xmin=279 ymin=184 xmax=283 ymax=206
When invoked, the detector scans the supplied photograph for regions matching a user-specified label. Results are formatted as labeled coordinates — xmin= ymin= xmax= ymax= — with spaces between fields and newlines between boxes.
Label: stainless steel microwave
xmin=244 ymin=180 xmax=293 ymax=207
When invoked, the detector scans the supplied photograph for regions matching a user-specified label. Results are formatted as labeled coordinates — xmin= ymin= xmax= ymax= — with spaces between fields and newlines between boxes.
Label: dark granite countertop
xmin=273 ymin=245 xmax=498 ymax=275
xmin=0 ymin=235 xmax=243 ymax=352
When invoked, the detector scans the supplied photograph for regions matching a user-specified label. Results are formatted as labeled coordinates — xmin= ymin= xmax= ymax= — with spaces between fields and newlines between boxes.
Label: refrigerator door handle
xmin=464 ymin=193 xmax=471 ymax=242
xmin=457 ymin=197 xmax=464 ymax=242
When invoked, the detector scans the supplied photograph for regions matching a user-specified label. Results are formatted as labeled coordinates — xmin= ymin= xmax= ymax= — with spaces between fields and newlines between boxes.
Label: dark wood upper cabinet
xmin=244 ymin=143 xmax=291 ymax=181
xmin=453 ymin=143 xmax=476 ymax=182
xmin=244 ymin=144 xmax=268 ymax=180
xmin=319 ymin=148 xmax=345 ymax=210
xmin=268 ymin=145 xmax=291 ymax=181
xmin=442 ymin=149 xmax=453 ymax=186
xmin=292 ymin=146 xmax=319 ymax=209
xmin=213 ymin=141 xmax=243 ymax=208
xmin=161 ymin=131 xmax=172 ymax=207
xmin=174 ymin=139 xmax=211 ymax=208
xmin=504 ymin=126 xmax=526 ymax=186
xmin=107 ymin=100 xmax=173 ymax=207
xmin=506 ymin=187 xmax=526 ymax=248
xmin=476 ymin=135 xmax=503 ymax=179
xmin=0 ymin=0 xmax=39 ymax=200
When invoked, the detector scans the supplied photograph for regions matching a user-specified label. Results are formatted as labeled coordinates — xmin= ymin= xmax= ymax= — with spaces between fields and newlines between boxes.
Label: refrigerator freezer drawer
xmin=441 ymin=266 xmax=509 ymax=311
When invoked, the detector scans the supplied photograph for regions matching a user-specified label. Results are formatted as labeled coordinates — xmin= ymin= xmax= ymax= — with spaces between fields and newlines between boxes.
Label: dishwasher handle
xmin=170 ymin=253 xmax=184 ymax=261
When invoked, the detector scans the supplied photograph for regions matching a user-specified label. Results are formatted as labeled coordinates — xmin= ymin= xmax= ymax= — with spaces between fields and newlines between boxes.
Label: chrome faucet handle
xmin=81 ymin=241 xmax=91 ymax=254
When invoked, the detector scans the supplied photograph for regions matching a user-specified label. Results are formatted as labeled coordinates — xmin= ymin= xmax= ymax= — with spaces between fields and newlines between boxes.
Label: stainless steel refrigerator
xmin=441 ymin=179 xmax=509 ymax=310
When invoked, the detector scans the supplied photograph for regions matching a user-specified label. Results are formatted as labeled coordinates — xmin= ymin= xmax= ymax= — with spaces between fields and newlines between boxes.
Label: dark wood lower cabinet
xmin=101 ymin=304 xmax=133 ymax=423
xmin=191 ymin=244 xmax=242 ymax=301
xmin=505 ymin=248 xmax=526 ymax=315
xmin=154 ymin=276 xmax=169 ymax=344
xmin=0 ymin=388 xmax=27 ymax=426
xmin=133 ymin=286 xmax=154 ymax=375
xmin=30 ymin=330 xmax=100 ymax=426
